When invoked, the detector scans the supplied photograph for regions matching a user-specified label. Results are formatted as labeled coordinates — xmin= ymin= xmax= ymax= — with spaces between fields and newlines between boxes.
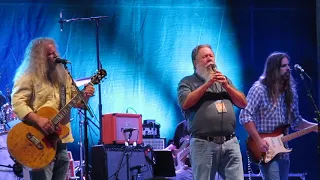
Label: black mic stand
xmin=76 ymin=110 xmax=100 ymax=180
xmin=298 ymin=72 xmax=320 ymax=159
xmin=59 ymin=13 xmax=108 ymax=145
xmin=124 ymin=130 xmax=137 ymax=180
xmin=62 ymin=63 xmax=95 ymax=180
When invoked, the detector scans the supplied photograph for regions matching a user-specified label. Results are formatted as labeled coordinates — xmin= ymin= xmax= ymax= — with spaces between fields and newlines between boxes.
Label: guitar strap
xmin=58 ymin=84 xmax=67 ymax=150
xmin=59 ymin=85 xmax=66 ymax=110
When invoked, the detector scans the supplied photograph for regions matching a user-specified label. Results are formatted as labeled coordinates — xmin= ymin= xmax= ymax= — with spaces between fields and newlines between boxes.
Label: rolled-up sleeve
xmin=11 ymin=76 xmax=33 ymax=120
xmin=177 ymin=79 xmax=191 ymax=108
xmin=239 ymin=85 xmax=261 ymax=124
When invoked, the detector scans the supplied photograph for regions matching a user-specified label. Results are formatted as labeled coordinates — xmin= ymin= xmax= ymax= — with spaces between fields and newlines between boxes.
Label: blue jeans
xmin=259 ymin=155 xmax=290 ymax=180
xmin=190 ymin=137 xmax=243 ymax=180
xmin=29 ymin=149 xmax=69 ymax=180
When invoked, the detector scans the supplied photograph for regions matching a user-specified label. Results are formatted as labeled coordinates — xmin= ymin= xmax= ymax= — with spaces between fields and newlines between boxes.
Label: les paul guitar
xmin=6 ymin=69 xmax=107 ymax=170
xmin=247 ymin=125 xmax=318 ymax=164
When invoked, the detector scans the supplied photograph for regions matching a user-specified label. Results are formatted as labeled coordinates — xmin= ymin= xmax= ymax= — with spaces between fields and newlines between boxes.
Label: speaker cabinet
xmin=91 ymin=145 xmax=154 ymax=180
xmin=102 ymin=113 xmax=143 ymax=145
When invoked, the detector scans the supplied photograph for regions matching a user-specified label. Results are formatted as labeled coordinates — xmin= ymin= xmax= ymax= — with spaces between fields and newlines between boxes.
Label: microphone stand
xmin=125 ymin=130 xmax=136 ymax=180
xmin=77 ymin=109 xmax=100 ymax=180
xmin=59 ymin=14 xmax=108 ymax=145
xmin=62 ymin=63 xmax=95 ymax=180
xmin=298 ymin=72 xmax=320 ymax=158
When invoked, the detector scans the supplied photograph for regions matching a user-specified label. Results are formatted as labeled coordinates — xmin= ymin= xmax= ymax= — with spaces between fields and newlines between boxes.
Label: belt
xmin=57 ymin=142 xmax=67 ymax=151
xmin=192 ymin=132 xmax=236 ymax=144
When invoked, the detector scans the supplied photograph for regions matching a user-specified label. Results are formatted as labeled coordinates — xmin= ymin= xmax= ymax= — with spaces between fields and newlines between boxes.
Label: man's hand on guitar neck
xmin=25 ymin=112 xmax=55 ymax=135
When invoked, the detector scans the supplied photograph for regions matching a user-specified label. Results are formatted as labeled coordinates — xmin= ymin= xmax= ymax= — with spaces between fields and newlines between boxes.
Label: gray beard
xmin=196 ymin=66 xmax=212 ymax=81
xmin=49 ymin=64 xmax=66 ymax=86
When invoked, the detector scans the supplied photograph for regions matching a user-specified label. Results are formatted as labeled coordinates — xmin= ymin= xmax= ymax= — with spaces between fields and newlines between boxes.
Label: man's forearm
xmin=243 ymin=121 xmax=262 ymax=143
xmin=224 ymin=84 xmax=247 ymax=108
xmin=182 ymin=82 xmax=211 ymax=110
xmin=297 ymin=119 xmax=317 ymax=130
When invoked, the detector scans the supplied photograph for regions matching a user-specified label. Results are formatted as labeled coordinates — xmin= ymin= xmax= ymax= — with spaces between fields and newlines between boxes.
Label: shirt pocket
xmin=34 ymin=84 xmax=53 ymax=105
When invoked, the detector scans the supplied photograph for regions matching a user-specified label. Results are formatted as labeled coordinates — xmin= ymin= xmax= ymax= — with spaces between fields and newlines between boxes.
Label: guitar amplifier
xmin=91 ymin=145 xmax=154 ymax=180
xmin=142 ymin=138 xmax=166 ymax=150
xmin=102 ymin=113 xmax=143 ymax=145
xmin=142 ymin=123 xmax=160 ymax=138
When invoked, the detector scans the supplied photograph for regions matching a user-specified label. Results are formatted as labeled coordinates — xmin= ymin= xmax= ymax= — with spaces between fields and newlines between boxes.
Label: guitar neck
xmin=174 ymin=138 xmax=190 ymax=156
xmin=281 ymin=125 xmax=317 ymax=143
xmin=179 ymin=146 xmax=190 ymax=161
xmin=51 ymin=93 xmax=82 ymax=126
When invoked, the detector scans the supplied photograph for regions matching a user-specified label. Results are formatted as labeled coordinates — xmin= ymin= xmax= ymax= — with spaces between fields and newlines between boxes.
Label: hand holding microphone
xmin=207 ymin=64 xmax=228 ymax=87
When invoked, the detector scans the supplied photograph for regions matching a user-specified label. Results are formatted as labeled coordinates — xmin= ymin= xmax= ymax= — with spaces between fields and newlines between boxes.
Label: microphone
xmin=294 ymin=64 xmax=312 ymax=80
xmin=211 ymin=64 xmax=217 ymax=72
xmin=123 ymin=128 xmax=137 ymax=133
xmin=294 ymin=64 xmax=304 ymax=73
xmin=59 ymin=10 xmax=64 ymax=32
xmin=54 ymin=57 xmax=71 ymax=64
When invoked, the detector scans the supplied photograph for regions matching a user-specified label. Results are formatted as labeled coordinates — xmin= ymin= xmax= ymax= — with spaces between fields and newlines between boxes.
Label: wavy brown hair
xmin=259 ymin=52 xmax=296 ymax=119
xmin=13 ymin=37 xmax=66 ymax=86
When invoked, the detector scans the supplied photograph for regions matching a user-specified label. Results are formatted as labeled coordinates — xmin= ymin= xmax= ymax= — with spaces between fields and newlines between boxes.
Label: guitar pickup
xmin=26 ymin=133 xmax=44 ymax=150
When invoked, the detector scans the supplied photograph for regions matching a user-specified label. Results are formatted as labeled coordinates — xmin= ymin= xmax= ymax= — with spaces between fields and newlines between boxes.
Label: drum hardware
xmin=12 ymin=163 xmax=23 ymax=178
xmin=0 ymin=156 xmax=23 ymax=178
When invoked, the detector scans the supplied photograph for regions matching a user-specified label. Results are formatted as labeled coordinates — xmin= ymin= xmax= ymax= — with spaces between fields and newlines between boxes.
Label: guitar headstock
xmin=90 ymin=69 xmax=107 ymax=85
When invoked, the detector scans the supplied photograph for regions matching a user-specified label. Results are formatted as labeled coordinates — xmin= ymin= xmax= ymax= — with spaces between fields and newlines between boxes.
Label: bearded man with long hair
xmin=239 ymin=52 xmax=317 ymax=180
xmin=11 ymin=37 xmax=95 ymax=180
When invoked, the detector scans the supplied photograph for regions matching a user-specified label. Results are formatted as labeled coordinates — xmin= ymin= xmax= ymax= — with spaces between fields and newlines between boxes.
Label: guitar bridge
xmin=26 ymin=133 xmax=44 ymax=150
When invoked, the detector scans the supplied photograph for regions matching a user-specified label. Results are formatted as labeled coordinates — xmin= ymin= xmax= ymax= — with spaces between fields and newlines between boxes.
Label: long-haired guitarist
xmin=11 ymin=38 xmax=95 ymax=180
xmin=239 ymin=52 xmax=318 ymax=180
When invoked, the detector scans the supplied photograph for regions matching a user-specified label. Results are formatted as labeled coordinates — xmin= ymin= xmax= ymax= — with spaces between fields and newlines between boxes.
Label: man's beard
xmin=282 ymin=71 xmax=291 ymax=81
xmin=48 ymin=64 xmax=66 ymax=86
xmin=197 ymin=66 xmax=212 ymax=81
xmin=281 ymin=71 xmax=291 ymax=90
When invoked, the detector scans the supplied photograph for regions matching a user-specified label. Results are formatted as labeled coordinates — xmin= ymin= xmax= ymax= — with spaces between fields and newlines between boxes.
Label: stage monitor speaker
xmin=152 ymin=150 xmax=176 ymax=177
xmin=91 ymin=145 xmax=154 ymax=180
xmin=102 ymin=113 xmax=143 ymax=145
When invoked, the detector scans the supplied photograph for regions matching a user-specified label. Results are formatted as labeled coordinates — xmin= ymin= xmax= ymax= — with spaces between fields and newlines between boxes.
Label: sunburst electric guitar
xmin=247 ymin=125 xmax=318 ymax=164
xmin=6 ymin=69 xmax=107 ymax=170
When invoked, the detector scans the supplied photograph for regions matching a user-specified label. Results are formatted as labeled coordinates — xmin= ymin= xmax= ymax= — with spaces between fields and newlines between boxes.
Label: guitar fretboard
xmin=179 ymin=146 xmax=190 ymax=161
xmin=51 ymin=93 xmax=82 ymax=126
xmin=281 ymin=125 xmax=317 ymax=143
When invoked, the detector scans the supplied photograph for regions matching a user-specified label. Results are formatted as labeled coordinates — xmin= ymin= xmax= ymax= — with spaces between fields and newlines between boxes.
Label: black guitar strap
xmin=58 ymin=84 xmax=67 ymax=150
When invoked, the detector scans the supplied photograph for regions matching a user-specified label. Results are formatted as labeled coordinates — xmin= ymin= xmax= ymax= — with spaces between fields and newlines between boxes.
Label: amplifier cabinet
xmin=102 ymin=113 xmax=143 ymax=144
xmin=142 ymin=138 xmax=166 ymax=150
xmin=91 ymin=145 xmax=154 ymax=180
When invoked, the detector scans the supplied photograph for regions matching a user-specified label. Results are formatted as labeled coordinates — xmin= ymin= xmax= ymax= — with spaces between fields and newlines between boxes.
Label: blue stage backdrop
xmin=0 ymin=0 xmax=318 ymax=179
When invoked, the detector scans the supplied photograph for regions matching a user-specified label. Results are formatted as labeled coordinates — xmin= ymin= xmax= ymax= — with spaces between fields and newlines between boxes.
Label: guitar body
xmin=7 ymin=106 xmax=69 ymax=170
xmin=172 ymin=136 xmax=190 ymax=171
xmin=247 ymin=127 xmax=291 ymax=164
